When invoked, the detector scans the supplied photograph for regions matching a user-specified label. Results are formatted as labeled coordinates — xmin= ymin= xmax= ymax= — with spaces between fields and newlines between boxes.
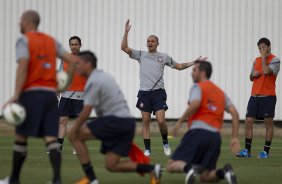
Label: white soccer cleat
xmin=163 ymin=144 xmax=171 ymax=156
xmin=224 ymin=164 xmax=238 ymax=184
xmin=0 ymin=177 xmax=9 ymax=184
xmin=73 ymin=149 xmax=77 ymax=155
xmin=90 ymin=180 xmax=99 ymax=184
xmin=144 ymin=149 xmax=151 ymax=157
xmin=185 ymin=165 xmax=202 ymax=184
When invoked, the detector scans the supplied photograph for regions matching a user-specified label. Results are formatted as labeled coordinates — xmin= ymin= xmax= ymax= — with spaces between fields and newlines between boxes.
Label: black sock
xmin=47 ymin=141 xmax=61 ymax=183
xmin=82 ymin=162 xmax=96 ymax=181
xmin=264 ymin=141 xmax=272 ymax=154
xmin=183 ymin=163 xmax=192 ymax=173
xmin=136 ymin=164 xmax=155 ymax=173
xmin=10 ymin=141 xmax=27 ymax=183
xmin=216 ymin=169 xmax=225 ymax=180
xmin=245 ymin=138 xmax=252 ymax=153
xmin=161 ymin=133 xmax=168 ymax=145
xmin=144 ymin=139 xmax=151 ymax=151
xmin=57 ymin=138 xmax=64 ymax=151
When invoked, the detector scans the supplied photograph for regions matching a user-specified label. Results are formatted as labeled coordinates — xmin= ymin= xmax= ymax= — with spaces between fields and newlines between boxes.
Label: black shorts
xmin=16 ymin=91 xmax=59 ymax=137
xmin=171 ymin=129 xmax=221 ymax=171
xmin=87 ymin=116 xmax=136 ymax=157
xmin=58 ymin=97 xmax=83 ymax=118
xmin=136 ymin=89 xmax=168 ymax=115
xmin=246 ymin=96 xmax=276 ymax=120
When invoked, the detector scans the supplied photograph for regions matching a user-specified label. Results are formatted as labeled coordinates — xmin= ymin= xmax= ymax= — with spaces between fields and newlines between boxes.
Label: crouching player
xmin=68 ymin=51 xmax=162 ymax=184
xmin=167 ymin=61 xmax=241 ymax=184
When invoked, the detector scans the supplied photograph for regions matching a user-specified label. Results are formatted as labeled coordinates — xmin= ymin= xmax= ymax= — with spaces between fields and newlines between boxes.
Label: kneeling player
xmin=166 ymin=62 xmax=241 ymax=184
xmin=68 ymin=51 xmax=161 ymax=184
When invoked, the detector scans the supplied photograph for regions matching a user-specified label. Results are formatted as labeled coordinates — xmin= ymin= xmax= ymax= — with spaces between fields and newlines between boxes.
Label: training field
xmin=1 ymin=122 xmax=282 ymax=184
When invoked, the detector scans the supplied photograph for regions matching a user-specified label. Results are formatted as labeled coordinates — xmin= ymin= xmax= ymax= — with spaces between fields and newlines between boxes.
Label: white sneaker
xmin=90 ymin=179 xmax=99 ymax=184
xmin=163 ymin=144 xmax=171 ymax=156
xmin=144 ymin=149 xmax=151 ymax=157
xmin=185 ymin=165 xmax=202 ymax=184
xmin=224 ymin=164 xmax=238 ymax=184
xmin=73 ymin=149 xmax=77 ymax=155
xmin=0 ymin=177 xmax=9 ymax=184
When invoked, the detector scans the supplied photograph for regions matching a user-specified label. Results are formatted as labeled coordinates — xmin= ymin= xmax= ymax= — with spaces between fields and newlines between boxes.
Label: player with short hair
xmin=237 ymin=38 xmax=280 ymax=158
xmin=57 ymin=36 xmax=86 ymax=154
xmin=0 ymin=10 xmax=76 ymax=184
xmin=121 ymin=19 xmax=207 ymax=156
xmin=167 ymin=61 xmax=241 ymax=184
xmin=68 ymin=51 xmax=162 ymax=184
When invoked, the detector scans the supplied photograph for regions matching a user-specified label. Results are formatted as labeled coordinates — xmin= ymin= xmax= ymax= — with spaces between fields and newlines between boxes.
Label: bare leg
xmin=200 ymin=170 xmax=221 ymax=183
xmin=104 ymin=152 xmax=137 ymax=172
xmin=166 ymin=159 xmax=186 ymax=173
xmin=245 ymin=117 xmax=254 ymax=139
xmin=58 ymin=116 xmax=69 ymax=138
xmin=155 ymin=110 xmax=168 ymax=136
xmin=141 ymin=111 xmax=151 ymax=139
xmin=264 ymin=117 xmax=273 ymax=141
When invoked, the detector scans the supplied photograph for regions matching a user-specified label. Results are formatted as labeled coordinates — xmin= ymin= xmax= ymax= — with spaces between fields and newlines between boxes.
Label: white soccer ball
xmin=3 ymin=103 xmax=26 ymax=125
xmin=56 ymin=71 xmax=69 ymax=91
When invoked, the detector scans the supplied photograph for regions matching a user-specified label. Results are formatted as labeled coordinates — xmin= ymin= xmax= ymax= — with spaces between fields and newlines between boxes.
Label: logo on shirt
xmin=157 ymin=56 xmax=164 ymax=63
xmin=140 ymin=102 xmax=144 ymax=109
xmin=42 ymin=62 xmax=52 ymax=69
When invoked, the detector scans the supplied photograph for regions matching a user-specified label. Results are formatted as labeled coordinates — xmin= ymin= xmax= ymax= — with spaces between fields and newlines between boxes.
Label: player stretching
xmin=0 ymin=10 xmax=76 ymax=184
xmin=58 ymin=36 xmax=86 ymax=154
xmin=237 ymin=38 xmax=280 ymax=158
xmin=68 ymin=51 xmax=162 ymax=184
xmin=167 ymin=61 xmax=240 ymax=184
xmin=121 ymin=19 xmax=207 ymax=156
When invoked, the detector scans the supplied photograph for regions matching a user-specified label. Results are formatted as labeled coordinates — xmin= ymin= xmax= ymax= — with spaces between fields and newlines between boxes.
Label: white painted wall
xmin=0 ymin=0 xmax=281 ymax=119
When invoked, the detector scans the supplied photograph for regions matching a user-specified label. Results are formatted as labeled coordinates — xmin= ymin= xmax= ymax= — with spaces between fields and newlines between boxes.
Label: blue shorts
xmin=246 ymin=96 xmax=276 ymax=120
xmin=171 ymin=129 xmax=221 ymax=171
xmin=58 ymin=97 xmax=83 ymax=118
xmin=16 ymin=91 xmax=59 ymax=137
xmin=87 ymin=116 xmax=136 ymax=157
xmin=136 ymin=89 xmax=168 ymax=115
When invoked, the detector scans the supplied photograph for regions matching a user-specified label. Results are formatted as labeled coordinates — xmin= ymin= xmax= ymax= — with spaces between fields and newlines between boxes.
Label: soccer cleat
xmin=74 ymin=176 xmax=89 ymax=184
xmin=257 ymin=151 xmax=269 ymax=158
xmin=185 ymin=165 xmax=202 ymax=184
xmin=0 ymin=177 xmax=9 ymax=184
xmin=223 ymin=164 xmax=238 ymax=184
xmin=144 ymin=149 xmax=151 ymax=157
xmin=163 ymin=144 xmax=171 ymax=156
xmin=150 ymin=164 xmax=162 ymax=184
xmin=236 ymin=149 xmax=251 ymax=158
xmin=89 ymin=180 xmax=99 ymax=184
xmin=73 ymin=149 xmax=77 ymax=155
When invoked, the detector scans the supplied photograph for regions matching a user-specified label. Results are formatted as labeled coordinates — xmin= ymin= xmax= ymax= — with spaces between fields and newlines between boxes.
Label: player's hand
xmin=230 ymin=138 xmax=241 ymax=155
xmin=3 ymin=95 xmax=19 ymax=108
xmin=170 ymin=120 xmax=182 ymax=137
xmin=193 ymin=56 xmax=208 ymax=64
xmin=260 ymin=47 xmax=267 ymax=59
xmin=253 ymin=70 xmax=261 ymax=78
xmin=125 ymin=19 xmax=131 ymax=33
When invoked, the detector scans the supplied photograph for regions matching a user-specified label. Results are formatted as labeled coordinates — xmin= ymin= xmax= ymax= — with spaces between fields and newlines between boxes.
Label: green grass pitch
xmin=0 ymin=134 xmax=282 ymax=184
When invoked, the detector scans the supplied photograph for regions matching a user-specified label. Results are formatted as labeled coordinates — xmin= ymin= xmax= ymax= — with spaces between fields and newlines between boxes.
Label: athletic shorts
xmin=171 ymin=129 xmax=221 ymax=171
xmin=58 ymin=97 xmax=83 ymax=118
xmin=87 ymin=116 xmax=136 ymax=157
xmin=16 ymin=90 xmax=59 ymax=137
xmin=246 ymin=96 xmax=276 ymax=120
xmin=136 ymin=89 xmax=168 ymax=115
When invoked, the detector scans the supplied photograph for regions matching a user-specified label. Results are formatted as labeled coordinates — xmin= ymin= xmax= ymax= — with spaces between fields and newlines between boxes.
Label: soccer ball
xmin=3 ymin=103 xmax=26 ymax=125
xmin=56 ymin=71 xmax=69 ymax=91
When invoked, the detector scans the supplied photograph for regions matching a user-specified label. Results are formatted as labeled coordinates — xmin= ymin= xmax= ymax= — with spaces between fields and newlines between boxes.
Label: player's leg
xmin=8 ymin=134 xmax=28 ymax=184
xmin=155 ymin=109 xmax=171 ymax=156
xmin=258 ymin=96 xmax=276 ymax=158
xmin=68 ymin=123 xmax=98 ymax=183
xmin=166 ymin=159 xmax=187 ymax=173
xmin=44 ymin=136 xmax=61 ymax=184
xmin=57 ymin=116 xmax=69 ymax=151
xmin=238 ymin=96 xmax=257 ymax=157
xmin=141 ymin=111 xmax=152 ymax=155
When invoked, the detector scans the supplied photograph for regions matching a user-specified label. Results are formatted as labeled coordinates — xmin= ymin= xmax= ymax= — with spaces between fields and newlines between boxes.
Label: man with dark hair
xmin=237 ymin=38 xmax=280 ymax=158
xmin=68 ymin=51 xmax=162 ymax=184
xmin=57 ymin=36 xmax=86 ymax=154
xmin=0 ymin=10 xmax=76 ymax=184
xmin=121 ymin=19 xmax=207 ymax=156
xmin=166 ymin=61 xmax=240 ymax=184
